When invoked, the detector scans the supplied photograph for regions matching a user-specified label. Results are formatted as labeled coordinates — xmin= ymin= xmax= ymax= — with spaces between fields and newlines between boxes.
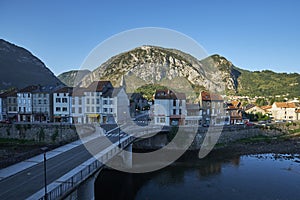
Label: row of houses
xmin=245 ymin=102 xmax=300 ymax=121
xmin=3 ymin=81 xmax=297 ymax=126
xmin=0 ymin=81 xmax=129 ymax=124
xmin=152 ymin=90 xmax=243 ymax=126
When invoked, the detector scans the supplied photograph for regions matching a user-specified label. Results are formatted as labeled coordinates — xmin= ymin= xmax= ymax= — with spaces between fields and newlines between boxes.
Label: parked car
xmin=245 ymin=122 xmax=254 ymax=126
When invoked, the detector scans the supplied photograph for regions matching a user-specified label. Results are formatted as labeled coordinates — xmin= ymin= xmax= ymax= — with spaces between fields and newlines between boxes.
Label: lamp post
xmin=118 ymin=126 xmax=121 ymax=148
xmin=41 ymin=147 xmax=48 ymax=200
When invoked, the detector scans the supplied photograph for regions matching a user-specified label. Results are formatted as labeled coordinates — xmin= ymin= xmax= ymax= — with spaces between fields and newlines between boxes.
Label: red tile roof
xmin=201 ymin=91 xmax=223 ymax=101
xmin=275 ymin=102 xmax=296 ymax=108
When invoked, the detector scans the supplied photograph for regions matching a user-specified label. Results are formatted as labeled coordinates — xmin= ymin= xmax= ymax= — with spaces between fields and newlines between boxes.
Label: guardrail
xmin=37 ymin=134 xmax=135 ymax=200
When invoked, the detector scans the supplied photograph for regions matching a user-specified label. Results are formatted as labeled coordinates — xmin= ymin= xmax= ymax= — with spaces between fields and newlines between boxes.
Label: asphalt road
xmin=0 ymin=135 xmax=119 ymax=200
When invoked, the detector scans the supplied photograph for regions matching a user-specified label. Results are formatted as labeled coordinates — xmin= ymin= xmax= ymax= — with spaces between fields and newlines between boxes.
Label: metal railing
xmin=37 ymin=134 xmax=135 ymax=200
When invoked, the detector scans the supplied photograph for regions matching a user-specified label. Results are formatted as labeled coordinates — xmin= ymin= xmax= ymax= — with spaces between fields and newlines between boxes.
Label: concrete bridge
xmin=0 ymin=124 xmax=168 ymax=200
xmin=0 ymin=124 xmax=261 ymax=200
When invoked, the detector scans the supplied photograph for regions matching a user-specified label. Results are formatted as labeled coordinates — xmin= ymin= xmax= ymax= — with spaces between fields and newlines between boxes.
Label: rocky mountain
xmin=63 ymin=45 xmax=300 ymax=98
xmin=58 ymin=69 xmax=91 ymax=87
xmin=0 ymin=39 xmax=63 ymax=91
xmin=79 ymin=46 xmax=240 ymax=100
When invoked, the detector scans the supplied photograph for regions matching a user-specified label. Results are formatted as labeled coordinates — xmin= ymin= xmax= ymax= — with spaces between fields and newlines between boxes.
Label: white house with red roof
xmin=271 ymin=102 xmax=298 ymax=121
xmin=153 ymin=89 xmax=186 ymax=126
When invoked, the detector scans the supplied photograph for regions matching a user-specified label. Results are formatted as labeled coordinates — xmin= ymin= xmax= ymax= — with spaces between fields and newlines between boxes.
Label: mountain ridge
xmin=0 ymin=39 xmax=63 ymax=91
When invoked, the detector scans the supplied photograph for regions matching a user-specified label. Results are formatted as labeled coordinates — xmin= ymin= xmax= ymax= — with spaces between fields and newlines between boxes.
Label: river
xmin=95 ymin=152 xmax=300 ymax=200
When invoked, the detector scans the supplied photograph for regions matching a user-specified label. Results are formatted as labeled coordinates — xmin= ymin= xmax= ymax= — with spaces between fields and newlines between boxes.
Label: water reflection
xmin=95 ymin=153 xmax=300 ymax=200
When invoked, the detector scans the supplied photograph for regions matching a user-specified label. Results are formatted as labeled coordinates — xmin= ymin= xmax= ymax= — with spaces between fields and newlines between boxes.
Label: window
xmin=92 ymin=99 xmax=95 ymax=104
xmin=38 ymin=99 xmax=42 ymax=104
xmin=64 ymin=93 xmax=66 ymax=96
xmin=173 ymin=109 xmax=176 ymax=115
xmin=104 ymin=108 xmax=108 ymax=112
xmin=92 ymin=107 xmax=94 ymax=112
xmin=62 ymin=98 xmax=68 ymax=103
xmin=28 ymin=93 xmax=30 ymax=98
xmin=79 ymin=98 xmax=82 ymax=105
xmin=72 ymin=107 xmax=75 ymax=114
xmin=96 ymin=99 xmax=100 ymax=104
xmin=57 ymin=93 xmax=59 ymax=96
xmin=8 ymin=98 xmax=11 ymax=104
xmin=56 ymin=107 xmax=61 ymax=112
xmin=109 ymin=100 xmax=113 ymax=105
xmin=86 ymin=98 xmax=90 ymax=104
xmin=104 ymin=100 xmax=107 ymax=105
xmin=86 ymin=107 xmax=90 ymax=112
xmin=179 ymin=109 xmax=182 ymax=115
xmin=160 ymin=118 xmax=166 ymax=123
xmin=44 ymin=99 xmax=47 ymax=104
xmin=96 ymin=107 xmax=100 ymax=112
xmin=56 ymin=98 xmax=61 ymax=103
xmin=79 ymin=107 xmax=82 ymax=114
xmin=110 ymin=108 xmax=113 ymax=113
xmin=62 ymin=107 xmax=67 ymax=112
xmin=173 ymin=99 xmax=176 ymax=106
xmin=19 ymin=107 xmax=21 ymax=112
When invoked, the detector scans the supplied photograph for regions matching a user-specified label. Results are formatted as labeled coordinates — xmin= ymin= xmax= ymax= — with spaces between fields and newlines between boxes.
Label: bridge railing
xmin=38 ymin=159 xmax=101 ymax=200
xmin=37 ymin=134 xmax=135 ymax=200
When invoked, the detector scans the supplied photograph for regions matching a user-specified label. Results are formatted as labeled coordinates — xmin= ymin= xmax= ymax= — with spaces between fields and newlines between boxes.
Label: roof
xmin=85 ymin=81 xmax=113 ymax=92
xmin=32 ymin=85 xmax=60 ymax=94
xmin=244 ymin=104 xmax=256 ymax=110
xmin=53 ymin=86 xmax=73 ymax=94
xmin=18 ymin=85 xmax=38 ymax=93
xmin=0 ymin=89 xmax=18 ymax=98
xmin=261 ymin=105 xmax=272 ymax=110
xmin=274 ymin=102 xmax=296 ymax=108
xmin=186 ymin=103 xmax=200 ymax=110
xmin=154 ymin=89 xmax=186 ymax=100
xmin=70 ymin=87 xmax=86 ymax=96
xmin=201 ymin=91 xmax=223 ymax=101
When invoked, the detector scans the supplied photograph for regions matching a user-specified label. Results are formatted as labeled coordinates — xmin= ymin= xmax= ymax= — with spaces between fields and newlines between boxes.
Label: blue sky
xmin=1 ymin=0 xmax=299 ymax=75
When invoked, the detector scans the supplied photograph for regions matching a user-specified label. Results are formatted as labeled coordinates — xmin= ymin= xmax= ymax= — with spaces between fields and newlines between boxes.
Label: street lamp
xmin=41 ymin=147 xmax=48 ymax=200
xmin=118 ymin=126 xmax=121 ymax=148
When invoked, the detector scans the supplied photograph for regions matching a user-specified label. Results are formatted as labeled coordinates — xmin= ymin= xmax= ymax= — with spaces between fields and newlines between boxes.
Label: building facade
xmin=17 ymin=85 xmax=38 ymax=122
xmin=271 ymin=102 xmax=298 ymax=121
xmin=153 ymin=89 xmax=186 ymax=126
xmin=199 ymin=91 xmax=228 ymax=126
xmin=53 ymin=87 xmax=72 ymax=123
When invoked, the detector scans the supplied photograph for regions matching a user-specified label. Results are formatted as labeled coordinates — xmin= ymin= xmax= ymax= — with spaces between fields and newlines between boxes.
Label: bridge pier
xmin=123 ymin=144 xmax=132 ymax=168
xmin=76 ymin=170 xmax=101 ymax=200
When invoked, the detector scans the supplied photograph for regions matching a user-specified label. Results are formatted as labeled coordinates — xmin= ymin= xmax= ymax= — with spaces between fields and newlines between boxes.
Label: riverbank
xmin=211 ymin=136 xmax=300 ymax=158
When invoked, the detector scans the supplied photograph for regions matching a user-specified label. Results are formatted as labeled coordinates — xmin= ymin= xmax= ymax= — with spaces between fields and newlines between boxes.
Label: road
xmin=0 ymin=135 xmax=119 ymax=200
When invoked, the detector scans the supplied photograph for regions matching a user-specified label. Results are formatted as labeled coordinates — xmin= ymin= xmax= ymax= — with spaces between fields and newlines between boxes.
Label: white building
xmin=71 ymin=87 xmax=85 ymax=124
xmin=271 ymin=102 xmax=298 ymax=121
xmin=32 ymin=85 xmax=58 ymax=122
xmin=153 ymin=89 xmax=186 ymax=126
xmin=17 ymin=85 xmax=38 ymax=122
xmin=53 ymin=87 xmax=72 ymax=123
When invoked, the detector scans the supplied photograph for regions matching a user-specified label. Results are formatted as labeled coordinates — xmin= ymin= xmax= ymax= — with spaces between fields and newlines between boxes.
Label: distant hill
xmin=235 ymin=68 xmax=300 ymax=97
xmin=0 ymin=39 xmax=63 ymax=91
xmin=57 ymin=70 xmax=91 ymax=87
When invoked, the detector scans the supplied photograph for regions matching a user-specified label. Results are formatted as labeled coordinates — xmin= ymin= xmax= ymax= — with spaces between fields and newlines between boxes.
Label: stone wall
xmin=0 ymin=123 xmax=95 ymax=144
xmin=133 ymin=126 xmax=270 ymax=150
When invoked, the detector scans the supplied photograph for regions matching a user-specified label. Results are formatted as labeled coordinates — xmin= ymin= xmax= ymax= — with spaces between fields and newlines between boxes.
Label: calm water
xmin=95 ymin=153 xmax=300 ymax=200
